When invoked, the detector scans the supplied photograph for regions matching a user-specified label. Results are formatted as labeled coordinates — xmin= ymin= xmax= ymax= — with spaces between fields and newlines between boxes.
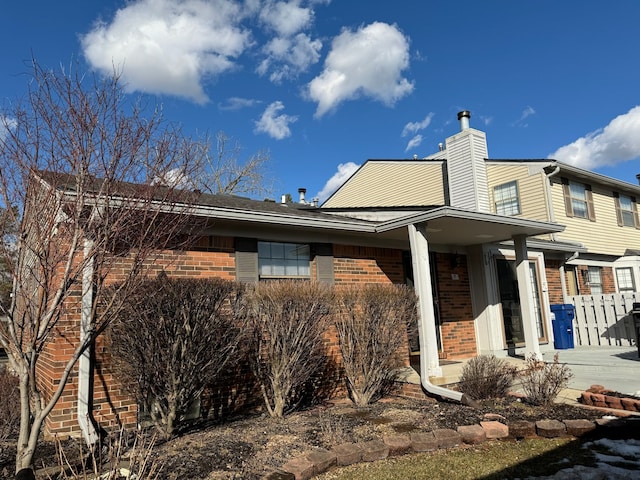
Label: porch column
xmin=407 ymin=223 xmax=442 ymax=377
xmin=513 ymin=235 xmax=541 ymax=359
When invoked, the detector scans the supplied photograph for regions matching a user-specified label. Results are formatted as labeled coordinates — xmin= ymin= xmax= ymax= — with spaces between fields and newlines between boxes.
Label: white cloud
xmin=258 ymin=33 xmax=322 ymax=83
xmin=402 ymin=113 xmax=434 ymax=137
xmin=307 ymin=22 xmax=414 ymax=117
xmin=513 ymin=106 xmax=536 ymax=127
xmin=404 ymin=134 xmax=423 ymax=152
xmin=219 ymin=97 xmax=261 ymax=111
xmin=0 ymin=116 xmax=17 ymax=141
xmin=257 ymin=2 xmax=323 ymax=83
xmin=317 ymin=161 xmax=360 ymax=202
xmin=81 ymin=0 xmax=251 ymax=104
xmin=549 ymin=105 xmax=640 ymax=169
xmin=254 ymin=101 xmax=298 ymax=139
xmin=259 ymin=0 xmax=313 ymax=37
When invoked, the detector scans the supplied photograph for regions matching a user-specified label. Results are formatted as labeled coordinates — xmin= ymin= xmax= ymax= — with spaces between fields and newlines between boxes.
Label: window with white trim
xmin=494 ymin=181 xmax=520 ymax=215
xmin=587 ymin=266 xmax=603 ymax=294
xmin=615 ymin=267 xmax=636 ymax=293
xmin=258 ymin=241 xmax=310 ymax=279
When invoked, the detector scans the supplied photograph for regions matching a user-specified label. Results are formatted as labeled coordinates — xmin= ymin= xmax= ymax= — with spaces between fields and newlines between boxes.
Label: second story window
xmin=494 ymin=181 xmax=520 ymax=215
xmin=614 ymin=193 xmax=639 ymax=228
xmin=258 ymin=241 xmax=310 ymax=279
xmin=562 ymin=178 xmax=595 ymax=221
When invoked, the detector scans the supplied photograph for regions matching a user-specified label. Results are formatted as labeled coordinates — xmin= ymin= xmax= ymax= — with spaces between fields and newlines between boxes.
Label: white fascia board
xmin=553 ymin=162 xmax=640 ymax=194
xmin=61 ymin=190 xmax=378 ymax=233
xmin=186 ymin=204 xmax=377 ymax=232
xmin=375 ymin=206 xmax=565 ymax=234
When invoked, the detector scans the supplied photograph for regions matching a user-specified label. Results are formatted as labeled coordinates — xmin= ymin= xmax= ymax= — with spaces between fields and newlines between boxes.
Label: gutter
xmin=78 ymin=238 xmax=99 ymax=447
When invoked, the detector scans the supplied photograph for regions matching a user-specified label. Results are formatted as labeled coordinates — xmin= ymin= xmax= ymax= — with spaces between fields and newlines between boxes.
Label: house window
xmin=494 ymin=181 xmax=520 ymax=215
xmin=587 ymin=266 xmax=603 ymax=294
xmin=562 ymin=178 xmax=595 ymax=220
xmin=615 ymin=267 xmax=636 ymax=293
xmin=614 ymin=193 xmax=638 ymax=228
xmin=258 ymin=241 xmax=310 ymax=278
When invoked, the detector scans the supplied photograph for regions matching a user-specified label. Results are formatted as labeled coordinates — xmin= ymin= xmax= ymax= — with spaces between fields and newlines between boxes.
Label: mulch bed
xmin=0 ymin=395 xmax=612 ymax=480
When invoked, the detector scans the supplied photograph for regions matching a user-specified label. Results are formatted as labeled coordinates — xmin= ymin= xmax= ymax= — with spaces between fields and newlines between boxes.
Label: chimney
xmin=445 ymin=110 xmax=490 ymax=212
xmin=457 ymin=110 xmax=471 ymax=131
xmin=636 ymin=174 xmax=640 ymax=185
xmin=298 ymin=187 xmax=307 ymax=204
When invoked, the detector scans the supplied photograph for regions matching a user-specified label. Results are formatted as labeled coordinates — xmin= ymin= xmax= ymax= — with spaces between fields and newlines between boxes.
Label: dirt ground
xmin=0 ymin=395 xmax=608 ymax=480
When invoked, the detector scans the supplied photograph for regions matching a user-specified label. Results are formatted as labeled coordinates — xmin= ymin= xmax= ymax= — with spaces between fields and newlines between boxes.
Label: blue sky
xmin=2 ymin=1 xmax=640 ymax=202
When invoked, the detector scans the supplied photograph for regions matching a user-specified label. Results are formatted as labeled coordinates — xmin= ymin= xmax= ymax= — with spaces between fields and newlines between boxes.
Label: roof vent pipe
xmin=298 ymin=187 xmax=307 ymax=204
xmin=438 ymin=143 xmax=444 ymax=151
xmin=636 ymin=173 xmax=640 ymax=185
xmin=457 ymin=110 xmax=471 ymax=131
xmin=281 ymin=194 xmax=287 ymax=204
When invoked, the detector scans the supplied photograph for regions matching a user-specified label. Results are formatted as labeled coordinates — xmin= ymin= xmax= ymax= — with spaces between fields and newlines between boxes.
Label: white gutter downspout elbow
xmin=407 ymin=224 xmax=478 ymax=407
xmin=78 ymin=238 xmax=99 ymax=447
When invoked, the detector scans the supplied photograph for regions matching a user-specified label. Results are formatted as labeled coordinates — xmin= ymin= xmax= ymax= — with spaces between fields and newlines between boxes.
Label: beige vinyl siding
xmin=550 ymin=177 xmax=640 ymax=256
xmin=486 ymin=163 xmax=550 ymax=222
xmin=322 ymin=161 xmax=446 ymax=208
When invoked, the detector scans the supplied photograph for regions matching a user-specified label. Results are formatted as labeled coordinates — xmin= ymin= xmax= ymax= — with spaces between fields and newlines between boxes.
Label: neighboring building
xmin=322 ymin=110 xmax=640 ymax=360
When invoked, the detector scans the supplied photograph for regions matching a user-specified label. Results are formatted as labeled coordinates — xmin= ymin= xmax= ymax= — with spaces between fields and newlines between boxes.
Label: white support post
xmin=407 ymin=223 xmax=442 ymax=377
xmin=513 ymin=235 xmax=541 ymax=359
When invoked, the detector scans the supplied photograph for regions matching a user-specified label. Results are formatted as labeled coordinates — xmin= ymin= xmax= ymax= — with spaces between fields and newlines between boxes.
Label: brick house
xmin=31 ymin=166 xmax=563 ymax=438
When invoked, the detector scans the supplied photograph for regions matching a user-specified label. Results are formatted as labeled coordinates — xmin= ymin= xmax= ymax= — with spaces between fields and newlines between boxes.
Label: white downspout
xmin=408 ymin=223 xmax=478 ymax=405
xmin=544 ymin=163 xmax=561 ymax=241
xmin=78 ymin=238 xmax=99 ymax=446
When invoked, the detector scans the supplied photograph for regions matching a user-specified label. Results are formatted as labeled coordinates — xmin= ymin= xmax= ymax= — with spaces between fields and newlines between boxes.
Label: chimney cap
xmin=457 ymin=110 xmax=471 ymax=120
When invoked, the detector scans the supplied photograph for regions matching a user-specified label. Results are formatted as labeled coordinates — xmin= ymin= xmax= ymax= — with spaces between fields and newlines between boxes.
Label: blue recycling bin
xmin=550 ymin=304 xmax=575 ymax=349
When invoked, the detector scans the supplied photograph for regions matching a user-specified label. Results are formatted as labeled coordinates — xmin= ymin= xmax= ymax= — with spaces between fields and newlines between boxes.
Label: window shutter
xmin=585 ymin=184 xmax=596 ymax=221
xmin=632 ymin=196 xmax=640 ymax=230
xmin=561 ymin=177 xmax=573 ymax=217
xmin=235 ymin=237 xmax=258 ymax=283
xmin=613 ymin=192 xmax=623 ymax=226
xmin=313 ymin=243 xmax=334 ymax=284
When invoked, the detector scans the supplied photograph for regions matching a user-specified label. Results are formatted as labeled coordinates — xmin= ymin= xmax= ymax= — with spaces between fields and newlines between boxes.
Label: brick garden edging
xmin=263 ymin=415 xmax=637 ymax=480
xmin=580 ymin=384 xmax=640 ymax=412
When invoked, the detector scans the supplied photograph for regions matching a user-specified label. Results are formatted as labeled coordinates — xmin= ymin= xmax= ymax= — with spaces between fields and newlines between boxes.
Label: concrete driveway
xmin=542 ymin=345 xmax=640 ymax=396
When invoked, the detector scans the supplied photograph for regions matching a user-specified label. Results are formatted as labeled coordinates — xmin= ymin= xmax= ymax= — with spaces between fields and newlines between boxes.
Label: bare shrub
xmin=51 ymin=428 xmax=162 ymax=479
xmin=458 ymin=355 xmax=518 ymax=400
xmin=335 ymin=284 xmax=418 ymax=406
xmin=0 ymin=365 xmax=19 ymax=440
xmin=519 ymin=353 xmax=573 ymax=406
xmin=247 ymin=280 xmax=334 ymax=418
xmin=108 ymin=274 xmax=247 ymax=438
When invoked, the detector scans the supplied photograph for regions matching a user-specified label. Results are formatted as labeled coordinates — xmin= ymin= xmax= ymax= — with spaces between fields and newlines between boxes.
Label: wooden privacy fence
xmin=566 ymin=293 xmax=639 ymax=347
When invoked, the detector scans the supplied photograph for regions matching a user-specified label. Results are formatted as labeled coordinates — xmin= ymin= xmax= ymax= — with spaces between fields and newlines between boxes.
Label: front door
xmin=496 ymin=259 xmax=546 ymax=346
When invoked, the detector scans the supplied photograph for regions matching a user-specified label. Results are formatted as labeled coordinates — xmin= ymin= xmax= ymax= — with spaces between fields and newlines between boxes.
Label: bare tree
xmin=0 ymin=61 xmax=209 ymax=475
xmin=196 ymin=131 xmax=271 ymax=197
xmin=335 ymin=284 xmax=418 ymax=406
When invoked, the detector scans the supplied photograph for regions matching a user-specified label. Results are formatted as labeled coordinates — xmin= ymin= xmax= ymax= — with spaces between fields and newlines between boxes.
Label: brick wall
xmin=333 ymin=245 xmax=404 ymax=284
xmin=545 ymin=259 xmax=564 ymax=305
xmin=434 ymin=253 xmax=477 ymax=359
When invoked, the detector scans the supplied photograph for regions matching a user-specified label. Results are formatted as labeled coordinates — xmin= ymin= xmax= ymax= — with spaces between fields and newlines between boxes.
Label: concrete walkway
xmin=413 ymin=345 xmax=640 ymax=402
xmin=542 ymin=345 xmax=640 ymax=396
